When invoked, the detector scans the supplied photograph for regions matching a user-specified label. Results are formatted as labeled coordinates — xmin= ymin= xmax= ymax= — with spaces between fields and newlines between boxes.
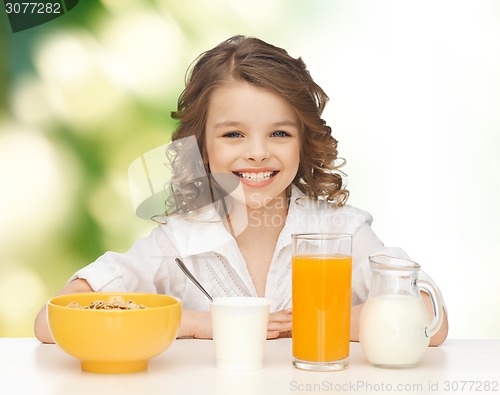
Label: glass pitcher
xmin=359 ymin=254 xmax=445 ymax=368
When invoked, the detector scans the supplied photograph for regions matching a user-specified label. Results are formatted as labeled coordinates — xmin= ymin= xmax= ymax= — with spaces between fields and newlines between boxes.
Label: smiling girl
xmin=34 ymin=35 xmax=448 ymax=344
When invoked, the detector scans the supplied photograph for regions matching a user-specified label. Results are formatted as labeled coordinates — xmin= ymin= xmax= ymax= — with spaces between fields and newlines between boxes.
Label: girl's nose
xmin=244 ymin=138 xmax=270 ymax=162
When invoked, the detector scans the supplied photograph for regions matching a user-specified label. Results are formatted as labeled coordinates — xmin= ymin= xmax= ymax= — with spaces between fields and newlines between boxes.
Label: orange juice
xmin=292 ymin=254 xmax=352 ymax=362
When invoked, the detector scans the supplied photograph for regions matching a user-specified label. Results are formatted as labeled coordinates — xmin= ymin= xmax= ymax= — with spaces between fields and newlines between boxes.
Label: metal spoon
xmin=175 ymin=258 xmax=214 ymax=303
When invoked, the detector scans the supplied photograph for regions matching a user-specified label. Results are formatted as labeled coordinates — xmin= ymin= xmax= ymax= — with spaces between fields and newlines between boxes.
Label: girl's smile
xmin=232 ymin=168 xmax=279 ymax=187
xmin=205 ymin=80 xmax=300 ymax=209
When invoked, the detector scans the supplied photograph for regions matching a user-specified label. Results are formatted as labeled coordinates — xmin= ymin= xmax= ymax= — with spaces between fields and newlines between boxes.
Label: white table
xmin=1 ymin=338 xmax=499 ymax=395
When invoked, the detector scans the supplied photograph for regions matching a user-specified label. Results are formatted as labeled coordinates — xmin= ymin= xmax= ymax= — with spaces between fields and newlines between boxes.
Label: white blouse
xmin=70 ymin=185 xmax=434 ymax=312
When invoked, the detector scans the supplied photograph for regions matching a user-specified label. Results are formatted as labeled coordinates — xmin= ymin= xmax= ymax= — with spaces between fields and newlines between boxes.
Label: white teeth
xmin=236 ymin=171 xmax=275 ymax=181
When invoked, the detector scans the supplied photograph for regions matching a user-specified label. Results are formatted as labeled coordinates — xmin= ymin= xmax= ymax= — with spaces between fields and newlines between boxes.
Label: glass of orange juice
xmin=292 ymin=233 xmax=352 ymax=371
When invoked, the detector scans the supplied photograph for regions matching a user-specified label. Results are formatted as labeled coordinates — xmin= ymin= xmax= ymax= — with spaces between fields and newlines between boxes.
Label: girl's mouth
xmin=232 ymin=170 xmax=279 ymax=182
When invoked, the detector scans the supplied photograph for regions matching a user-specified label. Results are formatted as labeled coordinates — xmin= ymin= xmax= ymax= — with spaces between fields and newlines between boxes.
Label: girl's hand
xmin=192 ymin=311 xmax=212 ymax=339
xmin=179 ymin=310 xmax=212 ymax=339
xmin=267 ymin=309 xmax=292 ymax=339
xmin=34 ymin=278 xmax=93 ymax=343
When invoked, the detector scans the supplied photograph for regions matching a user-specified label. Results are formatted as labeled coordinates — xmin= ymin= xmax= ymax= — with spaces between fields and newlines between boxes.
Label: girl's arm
xmin=34 ymin=278 xmax=94 ymax=343
xmin=421 ymin=291 xmax=449 ymax=346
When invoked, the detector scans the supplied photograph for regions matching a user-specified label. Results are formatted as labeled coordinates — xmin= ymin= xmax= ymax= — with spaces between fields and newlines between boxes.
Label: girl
xmin=34 ymin=35 xmax=448 ymax=344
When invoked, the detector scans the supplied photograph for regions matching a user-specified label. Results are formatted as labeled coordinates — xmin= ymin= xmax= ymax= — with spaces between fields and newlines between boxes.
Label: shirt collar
xmin=167 ymin=204 xmax=233 ymax=258
xmin=168 ymin=184 xmax=312 ymax=258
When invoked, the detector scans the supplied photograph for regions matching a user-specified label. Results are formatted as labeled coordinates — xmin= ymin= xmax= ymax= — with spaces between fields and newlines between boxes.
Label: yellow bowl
xmin=47 ymin=292 xmax=182 ymax=373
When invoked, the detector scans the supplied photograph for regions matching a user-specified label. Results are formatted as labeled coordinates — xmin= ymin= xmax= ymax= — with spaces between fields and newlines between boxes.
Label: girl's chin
xmin=231 ymin=190 xmax=287 ymax=209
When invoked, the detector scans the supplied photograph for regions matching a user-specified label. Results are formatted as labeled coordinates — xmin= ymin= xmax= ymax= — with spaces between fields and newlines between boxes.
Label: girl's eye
xmin=222 ymin=131 xmax=243 ymax=138
xmin=271 ymin=130 xmax=290 ymax=137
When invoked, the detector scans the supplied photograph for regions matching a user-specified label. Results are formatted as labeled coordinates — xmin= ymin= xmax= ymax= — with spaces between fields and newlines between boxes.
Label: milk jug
xmin=359 ymin=254 xmax=444 ymax=368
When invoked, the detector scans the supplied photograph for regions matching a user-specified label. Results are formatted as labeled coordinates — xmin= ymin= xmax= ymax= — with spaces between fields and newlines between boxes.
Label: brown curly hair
xmin=171 ymin=35 xmax=348 ymax=206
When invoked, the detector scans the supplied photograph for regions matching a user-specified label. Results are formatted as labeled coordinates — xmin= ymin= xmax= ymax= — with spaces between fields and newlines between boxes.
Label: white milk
xmin=210 ymin=297 xmax=271 ymax=370
xmin=359 ymin=294 xmax=430 ymax=367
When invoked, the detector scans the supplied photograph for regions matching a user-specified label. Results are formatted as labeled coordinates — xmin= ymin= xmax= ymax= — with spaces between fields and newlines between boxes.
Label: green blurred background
xmin=0 ymin=0 xmax=343 ymax=337
xmin=1 ymin=0 xmax=499 ymax=338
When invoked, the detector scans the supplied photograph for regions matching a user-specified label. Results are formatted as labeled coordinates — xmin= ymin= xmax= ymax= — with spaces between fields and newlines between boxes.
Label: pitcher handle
xmin=417 ymin=279 xmax=445 ymax=338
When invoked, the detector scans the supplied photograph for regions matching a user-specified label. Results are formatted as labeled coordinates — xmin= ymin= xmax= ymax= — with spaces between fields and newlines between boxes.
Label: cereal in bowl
xmin=66 ymin=296 xmax=146 ymax=310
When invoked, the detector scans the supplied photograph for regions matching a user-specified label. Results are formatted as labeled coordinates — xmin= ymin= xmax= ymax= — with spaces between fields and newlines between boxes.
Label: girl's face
xmin=205 ymin=80 xmax=300 ymax=209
